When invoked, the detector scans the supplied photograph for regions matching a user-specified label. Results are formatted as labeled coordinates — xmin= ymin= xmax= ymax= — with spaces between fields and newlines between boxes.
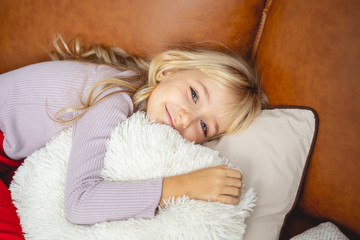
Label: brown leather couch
xmin=1 ymin=0 xmax=359 ymax=239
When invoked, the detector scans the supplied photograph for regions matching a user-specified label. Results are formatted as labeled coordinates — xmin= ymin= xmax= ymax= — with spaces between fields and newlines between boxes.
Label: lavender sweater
xmin=0 ymin=61 xmax=162 ymax=224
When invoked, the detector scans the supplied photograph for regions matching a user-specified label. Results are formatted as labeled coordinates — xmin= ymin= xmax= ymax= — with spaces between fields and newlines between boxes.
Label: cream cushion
xmin=291 ymin=222 xmax=349 ymax=240
xmin=204 ymin=107 xmax=317 ymax=240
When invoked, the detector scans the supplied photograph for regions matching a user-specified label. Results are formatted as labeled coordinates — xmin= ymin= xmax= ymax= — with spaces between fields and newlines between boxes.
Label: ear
xmin=157 ymin=68 xmax=178 ymax=82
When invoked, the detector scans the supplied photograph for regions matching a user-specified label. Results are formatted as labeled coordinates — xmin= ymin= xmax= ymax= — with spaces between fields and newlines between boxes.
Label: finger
xmin=225 ymin=178 xmax=242 ymax=188
xmin=221 ymin=186 xmax=242 ymax=197
xmin=218 ymin=195 xmax=240 ymax=205
xmin=224 ymin=168 xmax=242 ymax=179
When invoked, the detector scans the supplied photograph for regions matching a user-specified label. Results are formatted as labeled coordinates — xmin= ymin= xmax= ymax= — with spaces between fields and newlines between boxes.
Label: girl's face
xmin=146 ymin=69 xmax=236 ymax=144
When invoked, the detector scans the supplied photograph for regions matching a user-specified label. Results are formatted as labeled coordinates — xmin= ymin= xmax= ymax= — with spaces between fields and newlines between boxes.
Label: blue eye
xmin=201 ymin=120 xmax=207 ymax=136
xmin=190 ymin=88 xmax=206 ymax=136
xmin=190 ymin=87 xmax=198 ymax=103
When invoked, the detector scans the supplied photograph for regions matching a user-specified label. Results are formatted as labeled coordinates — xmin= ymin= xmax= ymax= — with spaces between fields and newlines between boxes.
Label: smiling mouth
xmin=165 ymin=106 xmax=174 ymax=128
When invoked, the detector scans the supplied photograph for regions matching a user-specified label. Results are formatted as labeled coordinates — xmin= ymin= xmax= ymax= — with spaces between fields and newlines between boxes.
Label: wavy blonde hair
xmin=50 ymin=36 xmax=267 ymax=137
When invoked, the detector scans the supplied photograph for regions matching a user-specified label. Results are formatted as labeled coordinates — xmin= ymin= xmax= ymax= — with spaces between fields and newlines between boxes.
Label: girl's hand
xmin=161 ymin=165 xmax=242 ymax=205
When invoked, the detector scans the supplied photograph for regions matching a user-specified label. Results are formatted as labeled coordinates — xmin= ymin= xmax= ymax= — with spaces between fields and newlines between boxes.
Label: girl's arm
xmin=64 ymin=87 xmax=163 ymax=225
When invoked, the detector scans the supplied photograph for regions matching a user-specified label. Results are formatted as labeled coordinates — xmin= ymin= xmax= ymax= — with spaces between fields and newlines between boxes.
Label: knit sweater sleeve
xmin=64 ymin=70 xmax=162 ymax=225
xmin=0 ymin=61 xmax=162 ymax=224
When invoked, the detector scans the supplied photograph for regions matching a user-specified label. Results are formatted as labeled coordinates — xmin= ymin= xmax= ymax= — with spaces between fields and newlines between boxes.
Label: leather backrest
xmin=0 ymin=0 xmax=266 ymax=73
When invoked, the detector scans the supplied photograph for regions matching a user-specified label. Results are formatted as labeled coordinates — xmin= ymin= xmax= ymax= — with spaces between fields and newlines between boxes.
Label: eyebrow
xmin=197 ymin=80 xmax=210 ymax=102
xmin=214 ymin=121 xmax=219 ymax=135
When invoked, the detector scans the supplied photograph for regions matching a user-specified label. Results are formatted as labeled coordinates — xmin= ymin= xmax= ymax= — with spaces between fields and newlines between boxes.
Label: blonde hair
xmin=50 ymin=36 xmax=268 ymax=137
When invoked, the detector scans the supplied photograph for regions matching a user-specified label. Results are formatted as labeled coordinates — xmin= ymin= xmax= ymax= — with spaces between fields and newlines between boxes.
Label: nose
xmin=178 ymin=109 xmax=193 ymax=129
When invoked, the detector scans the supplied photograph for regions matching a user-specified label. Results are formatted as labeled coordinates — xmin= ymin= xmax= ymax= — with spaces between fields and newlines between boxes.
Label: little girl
xmin=0 ymin=37 xmax=268 ymax=225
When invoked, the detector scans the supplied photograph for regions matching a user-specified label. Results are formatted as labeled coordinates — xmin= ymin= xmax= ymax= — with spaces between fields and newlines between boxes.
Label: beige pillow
xmin=204 ymin=107 xmax=318 ymax=240
xmin=290 ymin=222 xmax=349 ymax=240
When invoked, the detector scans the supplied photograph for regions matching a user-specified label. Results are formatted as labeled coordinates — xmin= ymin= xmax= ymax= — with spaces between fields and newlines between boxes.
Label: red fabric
xmin=0 ymin=180 xmax=25 ymax=240
xmin=0 ymin=131 xmax=25 ymax=239
xmin=0 ymin=131 xmax=24 ymax=187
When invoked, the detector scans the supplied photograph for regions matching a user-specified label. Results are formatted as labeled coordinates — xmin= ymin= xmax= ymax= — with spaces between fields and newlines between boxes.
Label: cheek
xmin=146 ymin=95 xmax=163 ymax=122
xmin=180 ymin=128 xmax=203 ymax=143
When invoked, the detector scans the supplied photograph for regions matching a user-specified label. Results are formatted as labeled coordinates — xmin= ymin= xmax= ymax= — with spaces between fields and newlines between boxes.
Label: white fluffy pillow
xmin=10 ymin=111 xmax=256 ymax=240
xmin=204 ymin=107 xmax=317 ymax=240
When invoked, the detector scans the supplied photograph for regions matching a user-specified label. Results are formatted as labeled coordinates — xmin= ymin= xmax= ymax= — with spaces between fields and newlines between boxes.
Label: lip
xmin=165 ymin=106 xmax=174 ymax=128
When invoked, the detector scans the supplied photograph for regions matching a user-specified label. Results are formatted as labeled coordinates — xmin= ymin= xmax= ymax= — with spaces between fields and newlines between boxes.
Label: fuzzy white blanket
xmin=10 ymin=111 xmax=256 ymax=240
